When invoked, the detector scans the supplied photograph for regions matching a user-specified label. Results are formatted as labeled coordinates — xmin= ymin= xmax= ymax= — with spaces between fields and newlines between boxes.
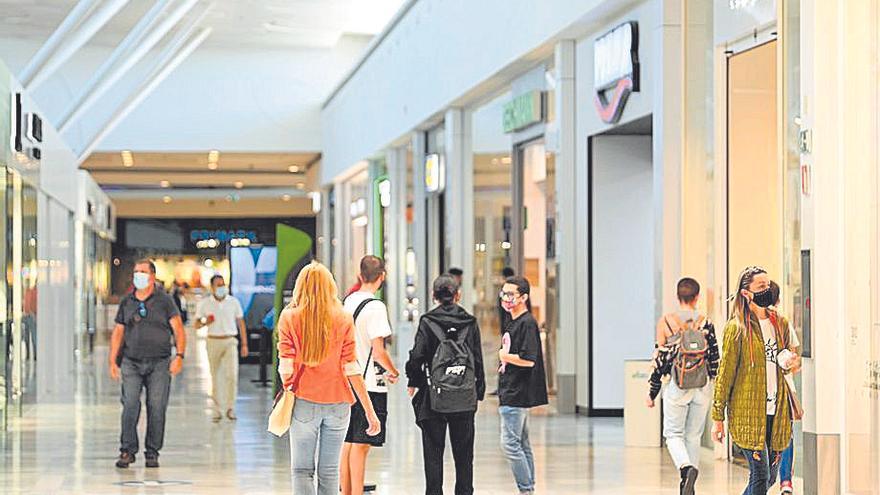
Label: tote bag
xmin=268 ymin=365 xmax=305 ymax=437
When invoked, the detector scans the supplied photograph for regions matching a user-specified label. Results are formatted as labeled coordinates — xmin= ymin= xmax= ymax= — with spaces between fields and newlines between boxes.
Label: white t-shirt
xmin=196 ymin=295 xmax=244 ymax=337
xmin=759 ymin=318 xmax=779 ymax=415
xmin=343 ymin=291 xmax=392 ymax=393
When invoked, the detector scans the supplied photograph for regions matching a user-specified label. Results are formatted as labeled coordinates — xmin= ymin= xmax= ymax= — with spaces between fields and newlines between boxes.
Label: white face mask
xmin=214 ymin=286 xmax=228 ymax=299
xmin=133 ymin=272 xmax=151 ymax=290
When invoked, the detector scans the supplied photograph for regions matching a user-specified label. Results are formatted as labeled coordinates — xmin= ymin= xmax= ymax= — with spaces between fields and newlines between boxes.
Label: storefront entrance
xmin=471 ymin=138 xmax=557 ymax=394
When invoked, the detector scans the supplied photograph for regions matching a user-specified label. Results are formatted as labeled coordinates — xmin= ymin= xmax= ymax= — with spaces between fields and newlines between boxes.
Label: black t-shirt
xmin=498 ymin=312 xmax=549 ymax=408
xmin=115 ymin=287 xmax=180 ymax=360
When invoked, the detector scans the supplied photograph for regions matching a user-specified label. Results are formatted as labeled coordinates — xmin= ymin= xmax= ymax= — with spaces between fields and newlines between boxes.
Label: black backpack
xmin=427 ymin=323 xmax=477 ymax=414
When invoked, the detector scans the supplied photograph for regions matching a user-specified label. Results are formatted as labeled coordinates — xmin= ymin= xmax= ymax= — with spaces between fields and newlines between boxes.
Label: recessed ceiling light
xmin=162 ymin=196 xmax=172 ymax=204
xmin=121 ymin=150 xmax=134 ymax=167
xmin=234 ymin=181 xmax=244 ymax=189
xmin=295 ymin=182 xmax=305 ymax=190
xmin=160 ymin=180 xmax=171 ymax=188
xmin=281 ymin=194 xmax=291 ymax=202
xmin=288 ymin=165 xmax=300 ymax=173
xmin=207 ymin=162 xmax=218 ymax=170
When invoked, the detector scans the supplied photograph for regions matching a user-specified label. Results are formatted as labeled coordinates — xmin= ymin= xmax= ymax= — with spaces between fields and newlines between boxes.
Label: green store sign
xmin=502 ymin=91 xmax=544 ymax=133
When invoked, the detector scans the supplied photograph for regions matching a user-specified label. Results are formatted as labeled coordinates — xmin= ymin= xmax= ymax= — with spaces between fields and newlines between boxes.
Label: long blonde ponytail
xmin=291 ymin=261 xmax=341 ymax=366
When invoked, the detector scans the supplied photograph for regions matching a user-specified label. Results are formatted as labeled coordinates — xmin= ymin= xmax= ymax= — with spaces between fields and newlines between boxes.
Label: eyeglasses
xmin=137 ymin=301 xmax=147 ymax=318
xmin=499 ymin=291 xmax=520 ymax=301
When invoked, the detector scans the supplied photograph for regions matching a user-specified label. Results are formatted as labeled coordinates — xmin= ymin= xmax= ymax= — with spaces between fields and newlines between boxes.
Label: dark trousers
xmin=418 ymin=413 xmax=476 ymax=495
xmin=120 ymin=356 xmax=171 ymax=457
xmin=741 ymin=415 xmax=782 ymax=495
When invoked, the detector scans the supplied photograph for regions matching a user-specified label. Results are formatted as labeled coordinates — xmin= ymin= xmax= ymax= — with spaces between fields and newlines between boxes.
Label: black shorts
xmin=345 ymin=392 xmax=387 ymax=447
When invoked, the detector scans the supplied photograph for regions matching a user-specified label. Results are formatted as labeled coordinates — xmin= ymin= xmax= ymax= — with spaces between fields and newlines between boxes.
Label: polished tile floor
xmin=0 ymin=330 xmax=801 ymax=494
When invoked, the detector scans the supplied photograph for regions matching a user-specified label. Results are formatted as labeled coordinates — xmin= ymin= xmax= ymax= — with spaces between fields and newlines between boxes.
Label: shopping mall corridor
xmin=0 ymin=328 xmax=767 ymax=494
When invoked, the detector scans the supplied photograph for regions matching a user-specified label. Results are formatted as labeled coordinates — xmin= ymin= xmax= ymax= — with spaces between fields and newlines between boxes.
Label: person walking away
xmin=277 ymin=261 xmax=380 ymax=495
xmin=405 ymin=274 xmax=486 ymax=495
xmin=109 ymin=259 xmax=187 ymax=469
xmin=712 ymin=266 xmax=799 ymax=495
xmin=767 ymin=281 xmax=802 ymax=495
xmin=646 ymin=278 xmax=720 ymax=495
xmin=497 ymin=276 xmax=548 ymax=495
xmin=172 ymin=281 xmax=188 ymax=324
xmin=340 ymin=256 xmax=400 ymax=495
xmin=195 ymin=274 xmax=248 ymax=421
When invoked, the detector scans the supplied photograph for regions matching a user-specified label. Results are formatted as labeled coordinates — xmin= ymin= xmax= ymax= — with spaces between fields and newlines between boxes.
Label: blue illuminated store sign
xmin=189 ymin=229 xmax=258 ymax=244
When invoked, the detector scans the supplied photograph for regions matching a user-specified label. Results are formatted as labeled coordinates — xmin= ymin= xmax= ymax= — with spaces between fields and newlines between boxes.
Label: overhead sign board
xmin=593 ymin=21 xmax=640 ymax=124
xmin=502 ymin=91 xmax=545 ymax=133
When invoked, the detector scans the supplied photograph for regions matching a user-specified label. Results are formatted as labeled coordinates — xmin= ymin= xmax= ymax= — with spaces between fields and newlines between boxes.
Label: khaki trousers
xmin=207 ymin=338 xmax=239 ymax=413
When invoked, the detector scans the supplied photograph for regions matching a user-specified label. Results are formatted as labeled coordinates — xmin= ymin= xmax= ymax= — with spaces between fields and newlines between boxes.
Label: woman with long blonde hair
xmin=277 ymin=261 xmax=380 ymax=495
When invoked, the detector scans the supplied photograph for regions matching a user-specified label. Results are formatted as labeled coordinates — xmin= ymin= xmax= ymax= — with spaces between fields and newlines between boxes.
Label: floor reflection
xmin=0 ymin=328 xmax=803 ymax=494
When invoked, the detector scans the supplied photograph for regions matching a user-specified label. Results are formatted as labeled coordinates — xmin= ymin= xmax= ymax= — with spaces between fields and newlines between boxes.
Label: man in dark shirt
xmin=109 ymin=259 xmax=186 ymax=469
xmin=498 ymin=276 xmax=548 ymax=495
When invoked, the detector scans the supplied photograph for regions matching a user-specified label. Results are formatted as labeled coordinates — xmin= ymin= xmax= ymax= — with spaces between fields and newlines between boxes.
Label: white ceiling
xmin=0 ymin=0 xmax=405 ymax=48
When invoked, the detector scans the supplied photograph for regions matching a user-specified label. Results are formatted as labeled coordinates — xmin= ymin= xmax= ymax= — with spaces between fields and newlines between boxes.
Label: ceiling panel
xmin=0 ymin=0 xmax=405 ymax=48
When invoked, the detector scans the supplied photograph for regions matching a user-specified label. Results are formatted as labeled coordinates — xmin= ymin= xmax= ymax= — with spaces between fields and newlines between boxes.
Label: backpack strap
xmin=348 ymin=297 xmax=380 ymax=379
xmin=351 ymin=297 xmax=380 ymax=324
xmin=666 ymin=313 xmax=685 ymax=333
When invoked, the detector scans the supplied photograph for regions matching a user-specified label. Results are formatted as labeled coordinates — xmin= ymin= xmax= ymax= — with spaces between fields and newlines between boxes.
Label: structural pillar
xmin=411 ymin=132 xmax=429 ymax=315
xmin=385 ymin=146 xmax=408 ymax=326
xmin=552 ymin=39 xmax=577 ymax=414
xmin=444 ymin=108 xmax=475 ymax=311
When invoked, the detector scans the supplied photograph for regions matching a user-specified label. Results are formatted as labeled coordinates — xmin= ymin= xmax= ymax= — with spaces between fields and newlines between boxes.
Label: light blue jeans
xmin=499 ymin=406 xmax=535 ymax=493
xmin=662 ymin=380 xmax=712 ymax=470
xmin=289 ymin=399 xmax=351 ymax=495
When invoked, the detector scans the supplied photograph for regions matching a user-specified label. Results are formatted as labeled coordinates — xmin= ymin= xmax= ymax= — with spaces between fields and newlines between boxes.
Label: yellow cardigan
xmin=711 ymin=314 xmax=793 ymax=452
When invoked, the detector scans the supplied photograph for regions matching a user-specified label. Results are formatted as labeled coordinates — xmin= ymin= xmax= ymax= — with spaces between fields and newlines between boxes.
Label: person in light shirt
xmin=195 ymin=274 xmax=248 ymax=422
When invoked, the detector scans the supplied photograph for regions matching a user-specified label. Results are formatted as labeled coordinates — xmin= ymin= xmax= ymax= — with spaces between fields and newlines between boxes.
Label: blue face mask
xmin=214 ymin=286 xmax=228 ymax=299
xmin=133 ymin=272 xmax=151 ymax=290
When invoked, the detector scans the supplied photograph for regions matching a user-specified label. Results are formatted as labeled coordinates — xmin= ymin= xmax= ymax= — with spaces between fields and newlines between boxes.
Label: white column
xmin=444 ymin=108 xmax=475 ymax=311
xmin=411 ymin=133 xmax=428 ymax=314
xmin=332 ymin=179 xmax=347 ymax=286
xmin=318 ymin=186 xmax=332 ymax=264
xmin=653 ymin=0 xmax=684 ymax=316
xmin=553 ymin=39 xmax=577 ymax=414
xmin=385 ymin=146 xmax=408 ymax=325
xmin=799 ymin=1 xmax=877 ymax=492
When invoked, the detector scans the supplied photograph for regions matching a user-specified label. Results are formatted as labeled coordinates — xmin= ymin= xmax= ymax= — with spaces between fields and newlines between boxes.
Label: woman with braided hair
xmin=711 ymin=266 xmax=799 ymax=494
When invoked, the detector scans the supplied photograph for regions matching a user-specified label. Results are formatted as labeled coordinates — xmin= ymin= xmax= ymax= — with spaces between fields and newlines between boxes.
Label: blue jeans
xmin=740 ymin=415 xmax=781 ymax=495
xmin=662 ymin=381 xmax=712 ymax=470
xmin=780 ymin=439 xmax=794 ymax=483
xmin=289 ymin=399 xmax=351 ymax=495
xmin=120 ymin=356 xmax=171 ymax=457
xmin=499 ymin=406 xmax=535 ymax=493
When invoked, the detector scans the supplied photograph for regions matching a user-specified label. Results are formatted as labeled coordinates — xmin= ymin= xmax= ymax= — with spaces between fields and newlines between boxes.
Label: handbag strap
xmin=289 ymin=363 xmax=306 ymax=393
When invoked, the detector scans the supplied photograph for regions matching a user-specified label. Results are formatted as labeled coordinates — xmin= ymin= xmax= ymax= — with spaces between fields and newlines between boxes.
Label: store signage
xmin=189 ymin=229 xmax=258 ymax=245
xmin=378 ymin=179 xmax=392 ymax=208
xmin=424 ymin=153 xmax=445 ymax=193
xmin=594 ymin=21 xmax=640 ymax=124
xmin=502 ymin=91 xmax=544 ymax=133
xmin=11 ymin=93 xmax=44 ymax=160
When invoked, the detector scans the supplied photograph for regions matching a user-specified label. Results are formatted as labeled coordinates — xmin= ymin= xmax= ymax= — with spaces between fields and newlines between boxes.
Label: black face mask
xmin=751 ymin=288 xmax=774 ymax=308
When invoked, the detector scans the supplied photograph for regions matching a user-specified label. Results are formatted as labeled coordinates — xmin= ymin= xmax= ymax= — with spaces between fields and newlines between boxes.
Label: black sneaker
xmin=115 ymin=451 xmax=135 ymax=468
xmin=145 ymin=456 xmax=160 ymax=468
xmin=680 ymin=466 xmax=698 ymax=495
